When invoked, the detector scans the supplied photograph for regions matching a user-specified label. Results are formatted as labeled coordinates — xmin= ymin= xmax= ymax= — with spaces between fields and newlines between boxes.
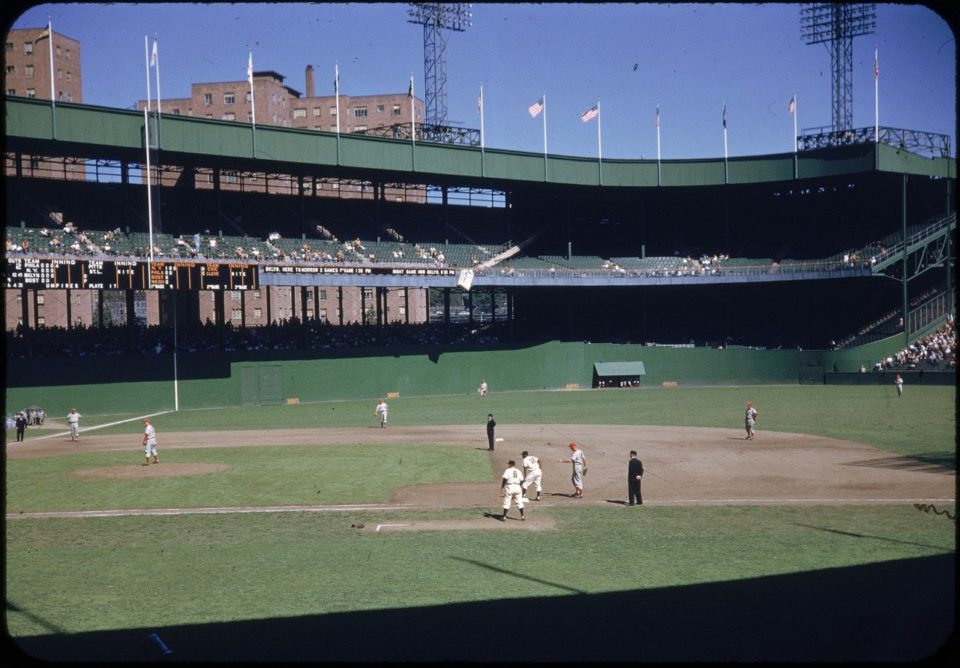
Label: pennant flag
xmin=656 ymin=104 xmax=660 ymax=128
xmin=408 ymin=75 xmax=414 ymax=97
xmin=528 ymin=96 xmax=544 ymax=118
xmin=34 ymin=22 xmax=51 ymax=42
xmin=150 ymin=38 xmax=158 ymax=67
xmin=580 ymin=103 xmax=599 ymax=123
xmin=874 ymin=47 xmax=879 ymax=80
xmin=477 ymin=91 xmax=483 ymax=114
xmin=247 ymin=51 xmax=254 ymax=85
xmin=788 ymin=96 xmax=795 ymax=114
xmin=722 ymin=104 xmax=727 ymax=129
xmin=334 ymin=63 xmax=339 ymax=93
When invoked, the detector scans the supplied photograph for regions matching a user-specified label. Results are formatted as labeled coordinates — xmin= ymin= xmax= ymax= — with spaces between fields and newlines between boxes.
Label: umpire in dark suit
xmin=628 ymin=450 xmax=644 ymax=505
xmin=486 ymin=414 xmax=496 ymax=451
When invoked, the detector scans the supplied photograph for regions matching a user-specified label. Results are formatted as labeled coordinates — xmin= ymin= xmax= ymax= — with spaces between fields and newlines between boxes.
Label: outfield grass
xmin=57 ymin=384 xmax=956 ymax=459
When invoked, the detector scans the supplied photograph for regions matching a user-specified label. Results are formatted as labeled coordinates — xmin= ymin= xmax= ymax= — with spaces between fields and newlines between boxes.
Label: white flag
xmin=247 ymin=51 xmax=254 ymax=85
xmin=150 ymin=38 xmax=158 ymax=67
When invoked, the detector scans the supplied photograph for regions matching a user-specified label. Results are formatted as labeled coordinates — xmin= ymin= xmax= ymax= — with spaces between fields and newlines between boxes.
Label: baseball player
xmin=745 ymin=401 xmax=759 ymax=440
xmin=142 ymin=418 xmax=159 ymax=466
xmin=478 ymin=380 xmax=488 ymax=397
xmin=375 ymin=399 xmax=389 ymax=428
xmin=499 ymin=460 xmax=525 ymax=521
xmin=895 ymin=374 xmax=904 ymax=398
xmin=559 ymin=442 xmax=586 ymax=498
xmin=521 ymin=450 xmax=543 ymax=501
xmin=67 ymin=408 xmax=82 ymax=442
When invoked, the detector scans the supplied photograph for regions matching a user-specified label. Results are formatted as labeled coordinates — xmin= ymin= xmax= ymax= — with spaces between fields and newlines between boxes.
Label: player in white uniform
xmin=478 ymin=380 xmax=488 ymax=397
xmin=375 ymin=399 xmax=389 ymax=428
xmin=67 ymin=408 xmax=82 ymax=442
xmin=142 ymin=418 xmax=159 ymax=466
xmin=745 ymin=402 xmax=759 ymax=440
xmin=498 ymin=460 xmax=525 ymax=521
xmin=521 ymin=450 xmax=543 ymax=501
xmin=895 ymin=374 xmax=904 ymax=398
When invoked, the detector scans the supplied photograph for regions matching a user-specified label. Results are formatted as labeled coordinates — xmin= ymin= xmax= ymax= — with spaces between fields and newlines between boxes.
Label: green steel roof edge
xmin=6 ymin=97 xmax=955 ymax=188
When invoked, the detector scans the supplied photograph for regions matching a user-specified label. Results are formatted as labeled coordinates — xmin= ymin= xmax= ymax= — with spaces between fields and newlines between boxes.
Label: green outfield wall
xmin=6 ymin=342 xmax=823 ymax=416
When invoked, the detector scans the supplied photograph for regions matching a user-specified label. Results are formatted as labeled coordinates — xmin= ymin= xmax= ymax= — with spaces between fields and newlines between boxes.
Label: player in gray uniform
xmin=521 ymin=450 xmax=543 ymax=501
xmin=499 ymin=460 xmax=525 ymax=521
xmin=67 ymin=408 xmax=82 ymax=442
xmin=142 ymin=418 xmax=159 ymax=466
xmin=559 ymin=442 xmax=586 ymax=498
xmin=745 ymin=402 xmax=759 ymax=440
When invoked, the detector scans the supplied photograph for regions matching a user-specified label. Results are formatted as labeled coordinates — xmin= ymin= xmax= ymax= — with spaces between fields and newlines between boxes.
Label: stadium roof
xmin=5 ymin=97 xmax=955 ymax=191
xmin=594 ymin=362 xmax=647 ymax=377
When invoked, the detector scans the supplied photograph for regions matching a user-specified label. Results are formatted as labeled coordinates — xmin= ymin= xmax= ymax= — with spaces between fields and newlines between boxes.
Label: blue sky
xmin=8 ymin=2 xmax=957 ymax=160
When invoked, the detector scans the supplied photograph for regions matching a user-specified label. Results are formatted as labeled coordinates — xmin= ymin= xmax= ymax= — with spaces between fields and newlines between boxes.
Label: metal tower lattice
xmin=407 ymin=3 xmax=472 ymax=127
xmin=800 ymin=3 xmax=875 ymax=133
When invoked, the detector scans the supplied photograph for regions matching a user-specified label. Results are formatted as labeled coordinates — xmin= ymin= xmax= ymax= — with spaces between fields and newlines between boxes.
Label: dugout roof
xmin=594 ymin=361 xmax=647 ymax=377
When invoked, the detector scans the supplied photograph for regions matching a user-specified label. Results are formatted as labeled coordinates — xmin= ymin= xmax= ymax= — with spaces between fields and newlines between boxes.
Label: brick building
xmin=5 ymin=28 xmax=432 ymax=333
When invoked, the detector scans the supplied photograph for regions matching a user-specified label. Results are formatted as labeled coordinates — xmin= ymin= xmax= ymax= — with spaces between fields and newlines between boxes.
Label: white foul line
xmin=27 ymin=410 xmax=173 ymax=442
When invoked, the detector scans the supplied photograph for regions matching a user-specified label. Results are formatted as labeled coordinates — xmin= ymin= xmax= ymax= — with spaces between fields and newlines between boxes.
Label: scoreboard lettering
xmin=5 ymin=257 xmax=257 ymax=291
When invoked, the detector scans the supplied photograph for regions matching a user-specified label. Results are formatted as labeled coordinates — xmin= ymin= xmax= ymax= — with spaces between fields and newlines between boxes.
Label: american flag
xmin=528 ymin=96 xmax=544 ymax=118
xmin=580 ymin=104 xmax=599 ymax=123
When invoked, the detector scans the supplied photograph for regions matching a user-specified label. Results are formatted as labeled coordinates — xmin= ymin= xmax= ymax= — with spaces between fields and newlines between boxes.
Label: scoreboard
xmin=5 ymin=257 xmax=258 ymax=291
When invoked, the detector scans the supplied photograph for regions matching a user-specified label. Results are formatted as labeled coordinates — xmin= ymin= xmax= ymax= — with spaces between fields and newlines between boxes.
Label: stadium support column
xmin=126 ymin=290 xmax=136 ymax=326
xmin=443 ymin=288 xmax=451 ymax=340
xmin=20 ymin=287 xmax=29 ymax=329
xmin=901 ymin=173 xmax=908 ymax=347
xmin=946 ymin=179 xmax=953 ymax=297
xmin=66 ymin=289 xmax=72 ymax=329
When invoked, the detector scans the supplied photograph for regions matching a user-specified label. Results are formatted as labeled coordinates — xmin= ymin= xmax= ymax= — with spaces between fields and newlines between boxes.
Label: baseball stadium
xmin=4 ymin=5 xmax=957 ymax=663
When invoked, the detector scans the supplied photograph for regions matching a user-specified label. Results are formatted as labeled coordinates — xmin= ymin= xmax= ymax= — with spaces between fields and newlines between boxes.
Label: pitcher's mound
xmin=72 ymin=463 xmax=229 ymax=479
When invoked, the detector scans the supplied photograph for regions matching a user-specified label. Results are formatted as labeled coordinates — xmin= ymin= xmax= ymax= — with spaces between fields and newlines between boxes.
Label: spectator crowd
xmin=874 ymin=314 xmax=956 ymax=371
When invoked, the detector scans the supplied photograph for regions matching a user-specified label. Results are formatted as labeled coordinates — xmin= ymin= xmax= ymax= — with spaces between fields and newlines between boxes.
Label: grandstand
xmin=4 ymin=96 xmax=955 ymax=353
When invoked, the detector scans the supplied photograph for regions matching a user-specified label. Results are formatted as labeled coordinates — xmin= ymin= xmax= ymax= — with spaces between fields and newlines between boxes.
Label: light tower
xmin=800 ymin=3 xmax=876 ymax=133
xmin=407 ymin=2 xmax=472 ymax=130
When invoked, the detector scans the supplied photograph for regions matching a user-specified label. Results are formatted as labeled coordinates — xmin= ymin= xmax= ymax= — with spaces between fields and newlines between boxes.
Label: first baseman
xmin=559 ymin=442 xmax=586 ymax=498
xmin=499 ymin=460 xmax=525 ymax=521
xmin=143 ymin=418 xmax=158 ymax=466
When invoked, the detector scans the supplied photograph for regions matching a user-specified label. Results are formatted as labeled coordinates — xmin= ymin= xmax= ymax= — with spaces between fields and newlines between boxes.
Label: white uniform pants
xmin=522 ymin=471 xmax=542 ymax=493
xmin=144 ymin=440 xmax=157 ymax=457
xmin=502 ymin=484 xmax=524 ymax=510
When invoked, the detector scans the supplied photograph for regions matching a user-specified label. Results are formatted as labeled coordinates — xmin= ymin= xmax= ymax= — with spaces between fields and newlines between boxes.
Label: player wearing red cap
xmin=559 ymin=442 xmax=586 ymax=498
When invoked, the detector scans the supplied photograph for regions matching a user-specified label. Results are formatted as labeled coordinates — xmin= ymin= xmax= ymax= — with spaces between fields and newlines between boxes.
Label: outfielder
xmin=521 ymin=450 xmax=543 ymax=501
xmin=142 ymin=418 xmax=159 ymax=466
xmin=375 ymin=399 xmax=389 ymax=428
xmin=498 ymin=460 xmax=525 ymax=522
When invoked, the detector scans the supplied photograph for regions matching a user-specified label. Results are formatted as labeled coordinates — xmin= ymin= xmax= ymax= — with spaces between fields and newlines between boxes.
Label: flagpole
xmin=46 ymin=19 xmax=56 ymax=138
xmin=874 ymin=47 xmax=879 ymax=143
xmin=173 ymin=291 xmax=179 ymax=411
xmin=152 ymin=36 xmax=163 ymax=233
xmin=248 ymin=50 xmax=256 ymax=156
xmin=335 ymin=63 xmax=341 ymax=165
xmin=596 ymin=101 xmax=602 ymax=185
xmin=143 ymin=36 xmax=155 ymax=283
xmin=410 ymin=73 xmax=416 ymax=171
xmin=479 ymin=84 xmax=485 ymax=177
xmin=656 ymin=104 xmax=661 ymax=186
xmin=542 ymin=94 xmax=548 ymax=181
xmin=792 ymin=94 xmax=798 ymax=179
xmin=722 ymin=103 xmax=728 ymax=184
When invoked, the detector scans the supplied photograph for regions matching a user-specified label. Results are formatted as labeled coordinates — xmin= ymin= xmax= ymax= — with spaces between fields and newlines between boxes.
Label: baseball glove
xmin=583 ymin=468 xmax=588 ymax=476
